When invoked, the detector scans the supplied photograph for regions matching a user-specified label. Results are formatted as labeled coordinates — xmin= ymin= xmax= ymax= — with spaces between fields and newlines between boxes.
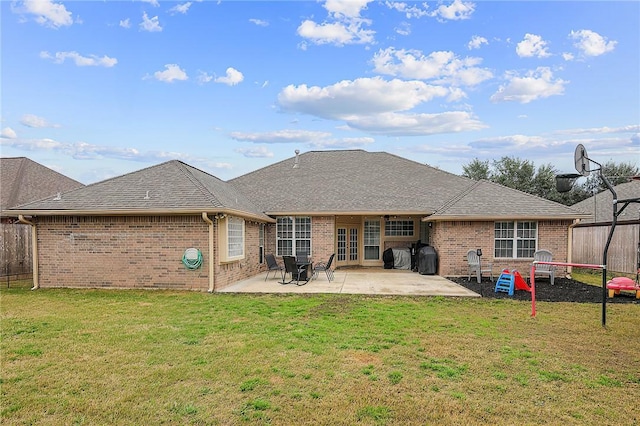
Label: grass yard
xmin=1 ymin=281 xmax=639 ymax=425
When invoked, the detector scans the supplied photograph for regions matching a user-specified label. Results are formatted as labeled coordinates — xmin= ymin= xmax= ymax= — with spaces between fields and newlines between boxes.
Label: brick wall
xmin=432 ymin=220 xmax=571 ymax=278
xmin=35 ymin=215 xmax=265 ymax=291
xmin=311 ymin=216 xmax=335 ymax=264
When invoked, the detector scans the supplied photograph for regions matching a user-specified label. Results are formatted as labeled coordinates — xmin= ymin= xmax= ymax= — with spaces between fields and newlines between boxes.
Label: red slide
xmin=513 ymin=270 xmax=531 ymax=292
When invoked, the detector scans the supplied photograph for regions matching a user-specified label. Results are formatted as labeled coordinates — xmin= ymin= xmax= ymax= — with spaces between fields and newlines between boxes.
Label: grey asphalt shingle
xmin=431 ymin=179 xmax=589 ymax=220
xmin=1 ymin=157 xmax=84 ymax=212
xmin=229 ymin=150 xmax=473 ymax=214
xmin=571 ymin=180 xmax=640 ymax=223
xmin=10 ymin=160 xmax=271 ymax=221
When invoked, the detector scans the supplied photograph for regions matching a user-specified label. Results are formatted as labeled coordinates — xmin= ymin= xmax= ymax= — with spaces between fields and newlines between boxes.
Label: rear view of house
xmin=9 ymin=150 xmax=588 ymax=291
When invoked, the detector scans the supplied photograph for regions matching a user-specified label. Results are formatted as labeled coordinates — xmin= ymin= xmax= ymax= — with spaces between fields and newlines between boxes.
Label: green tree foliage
xmin=461 ymin=156 xmax=604 ymax=206
xmin=583 ymin=161 xmax=640 ymax=194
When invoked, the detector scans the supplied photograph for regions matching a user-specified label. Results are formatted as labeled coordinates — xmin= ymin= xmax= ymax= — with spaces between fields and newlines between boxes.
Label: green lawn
xmin=1 ymin=282 xmax=638 ymax=425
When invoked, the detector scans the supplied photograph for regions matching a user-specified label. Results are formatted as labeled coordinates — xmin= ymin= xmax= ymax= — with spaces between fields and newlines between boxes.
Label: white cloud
xmin=249 ymin=18 xmax=269 ymax=27
xmin=40 ymin=51 xmax=117 ymax=67
xmin=569 ymin=29 xmax=617 ymax=57
xmin=150 ymin=64 xmax=188 ymax=83
xmin=229 ymin=130 xmax=332 ymax=144
xmin=297 ymin=0 xmax=375 ymax=46
xmin=169 ymin=2 xmax=192 ymax=14
xmin=20 ymin=114 xmax=60 ymax=128
xmin=372 ymin=48 xmax=493 ymax=86
xmin=140 ymin=12 xmax=162 ymax=32
xmin=297 ymin=19 xmax=374 ymax=46
xmin=346 ymin=111 xmax=486 ymax=136
xmin=467 ymin=35 xmax=488 ymax=50
xmin=562 ymin=52 xmax=574 ymax=61
xmin=235 ymin=146 xmax=274 ymax=158
xmin=12 ymin=0 xmax=74 ymax=28
xmin=323 ymin=0 xmax=373 ymax=19
xmin=197 ymin=71 xmax=214 ymax=84
xmin=429 ymin=0 xmax=475 ymax=21
xmin=141 ymin=0 xmax=159 ymax=6
xmin=394 ymin=22 xmax=411 ymax=36
xmin=119 ymin=18 xmax=131 ymax=28
xmin=0 ymin=137 xmax=232 ymax=171
xmin=278 ymin=77 xmax=450 ymax=120
xmin=214 ymin=67 xmax=244 ymax=86
xmin=516 ymin=34 xmax=551 ymax=58
xmin=554 ymin=125 xmax=640 ymax=135
xmin=277 ymin=77 xmax=486 ymax=136
xmin=490 ymin=67 xmax=567 ymax=104
xmin=1 ymin=127 xmax=17 ymax=139
xmin=385 ymin=1 xmax=430 ymax=19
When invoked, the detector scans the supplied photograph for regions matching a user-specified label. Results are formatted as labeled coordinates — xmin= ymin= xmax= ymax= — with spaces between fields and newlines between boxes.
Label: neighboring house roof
xmin=430 ymin=179 xmax=589 ymax=221
xmin=571 ymin=180 xmax=640 ymax=224
xmin=229 ymin=150 xmax=473 ymax=215
xmin=9 ymin=160 xmax=273 ymax=222
xmin=1 ymin=157 xmax=84 ymax=213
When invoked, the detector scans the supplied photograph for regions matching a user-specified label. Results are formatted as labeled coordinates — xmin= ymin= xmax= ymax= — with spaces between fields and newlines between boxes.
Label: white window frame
xmin=364 ymin=220 xmax=381 ymax=260
xmin=384 ymin=219 xmax=415 ymax=237
xmin=219 ymin=216 xmax=245 ymax=263
xmin=494 ymin=221 xmax=538 ymax=259
xmin=276 ymin=216 xmax=311 ymax=257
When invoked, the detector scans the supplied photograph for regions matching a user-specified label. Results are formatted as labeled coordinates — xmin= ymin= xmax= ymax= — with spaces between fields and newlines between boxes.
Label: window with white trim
xmin=494 ymin=221 xmax=537 ymax=258
xmin=385 ymin=220 xmax=414 ymax=237
xmin=276 ymin=217 xmax=311 ymax=256
xmin=364 ymin=220 xmax=381 ymax=260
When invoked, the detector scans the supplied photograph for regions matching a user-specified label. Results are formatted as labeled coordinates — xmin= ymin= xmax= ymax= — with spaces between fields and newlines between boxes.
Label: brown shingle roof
xmin=10 ymin=160 xmax=272 ymax=221
xmin=0 ymin=157 xmax=84 ymax=212
xmin=229 ymin=150 xmax=473 ymax=215
xmin=571 ymin=180 xmax=640 ymax=224
xmin=430 ymin=179 xmax=589 ymax=220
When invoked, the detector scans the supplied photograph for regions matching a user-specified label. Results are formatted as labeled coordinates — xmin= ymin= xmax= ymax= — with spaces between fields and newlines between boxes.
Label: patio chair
xmin=467 ymin=249 xmax=493 ymax=283
xmin=296 ymin=249 xmax=310 ymax=264
xmin=264 ymin=253 xmax=283 ymax=281
xmin=313 ymin=253 xmax=335 ymax=281
xmin=282 ymin=256 xmax=310 ymax=286
xmin=533 ymin=249 xmax=555 ymax=285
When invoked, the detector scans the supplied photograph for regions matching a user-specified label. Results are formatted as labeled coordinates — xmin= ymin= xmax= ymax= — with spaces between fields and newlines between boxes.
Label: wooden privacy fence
xmin=572 ymin=223 xmax=639 ymax=274
xmin=1 ymin=223 xmax=33 ymax=280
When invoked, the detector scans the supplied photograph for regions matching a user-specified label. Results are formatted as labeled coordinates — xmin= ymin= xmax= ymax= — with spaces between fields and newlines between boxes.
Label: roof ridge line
xmin=174 ymin=161 xmax=223 ymax=208
xmin=434 ymin=179 xmax=482 ymax=214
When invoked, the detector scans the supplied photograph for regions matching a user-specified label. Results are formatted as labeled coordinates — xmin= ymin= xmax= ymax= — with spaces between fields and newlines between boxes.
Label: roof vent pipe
xmin=293 ymin=150 xmax=300 ymax=169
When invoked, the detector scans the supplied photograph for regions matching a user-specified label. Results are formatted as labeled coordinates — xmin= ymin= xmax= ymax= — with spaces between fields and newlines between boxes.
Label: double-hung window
xmin=364 ymin=220 xmax=381 ymax=260
xmin=276 ymin=217 xmax=311 ymax=256
xmin=494 ymin=221 xmax=537 ymax=258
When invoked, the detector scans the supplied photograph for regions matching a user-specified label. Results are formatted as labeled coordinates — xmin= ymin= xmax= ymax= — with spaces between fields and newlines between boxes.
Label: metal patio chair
xmin=313 ymin=253 xmax=335 ymax=281
xmin=264 ymin=253 xmax=284 ymax=281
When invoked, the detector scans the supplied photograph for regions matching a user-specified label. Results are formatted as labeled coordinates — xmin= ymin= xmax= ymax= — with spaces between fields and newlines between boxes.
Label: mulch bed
xmin=447 ymin=276 xmax=639 ymax=304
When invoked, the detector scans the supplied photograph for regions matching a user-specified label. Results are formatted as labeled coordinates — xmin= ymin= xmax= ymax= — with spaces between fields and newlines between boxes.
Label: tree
xmin=462 ymin=158 xmax=490 ymax=181
xmin=582 ymin=161 xmax=640 ymax=194
xmin=461 ymin=157 xmax=593 ymax=205
xmin=490 ymin=156 xmax=535 ymax=193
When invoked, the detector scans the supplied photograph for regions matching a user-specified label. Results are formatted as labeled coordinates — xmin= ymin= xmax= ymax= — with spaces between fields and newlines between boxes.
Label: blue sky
xmin=2 ymin=0 xmax=638 ymax=184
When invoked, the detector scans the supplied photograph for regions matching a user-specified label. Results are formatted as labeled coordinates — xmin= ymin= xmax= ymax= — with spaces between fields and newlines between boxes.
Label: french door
xmin=336 ymin=225 xmax=359 ymax=267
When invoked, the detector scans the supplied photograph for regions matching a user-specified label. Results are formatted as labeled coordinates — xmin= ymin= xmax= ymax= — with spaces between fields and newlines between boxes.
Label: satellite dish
xmin=574 ymin=144 xmax=590 ymax=177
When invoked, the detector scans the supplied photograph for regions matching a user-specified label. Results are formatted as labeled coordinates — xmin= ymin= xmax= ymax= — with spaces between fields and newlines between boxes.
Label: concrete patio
xmin=218 ymin=268 xmax=480 ymax=297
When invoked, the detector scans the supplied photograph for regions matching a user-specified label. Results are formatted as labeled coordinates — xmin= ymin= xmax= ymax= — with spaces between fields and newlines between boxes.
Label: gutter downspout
xmin=566 ymin=219 xmax=580 ymax=278
xmin=201 ymin=212 xmax=215 ymax=293
xmin=18 ymin=215 xmax=39 ymax=290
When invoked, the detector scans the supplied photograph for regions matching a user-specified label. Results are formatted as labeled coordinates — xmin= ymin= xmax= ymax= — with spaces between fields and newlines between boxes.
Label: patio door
xmin=336 ymin=225 xmax=359 ymax=267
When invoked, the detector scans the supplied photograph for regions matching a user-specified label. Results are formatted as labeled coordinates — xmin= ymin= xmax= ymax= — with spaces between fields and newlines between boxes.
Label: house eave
xmin=264 ymin=210 xmax=434 ymax=217
xmin=424 ymin=214 xmax=591 ymax=222
xmin=7 ymin=208 xmax=276 ymax=223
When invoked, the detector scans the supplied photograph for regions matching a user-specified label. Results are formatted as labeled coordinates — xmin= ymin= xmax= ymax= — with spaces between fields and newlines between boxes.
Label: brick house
xmin=9 ymin=150 xmax=587 ymax=291
xmin=1 ymin=157 xmax=84 ymax=279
